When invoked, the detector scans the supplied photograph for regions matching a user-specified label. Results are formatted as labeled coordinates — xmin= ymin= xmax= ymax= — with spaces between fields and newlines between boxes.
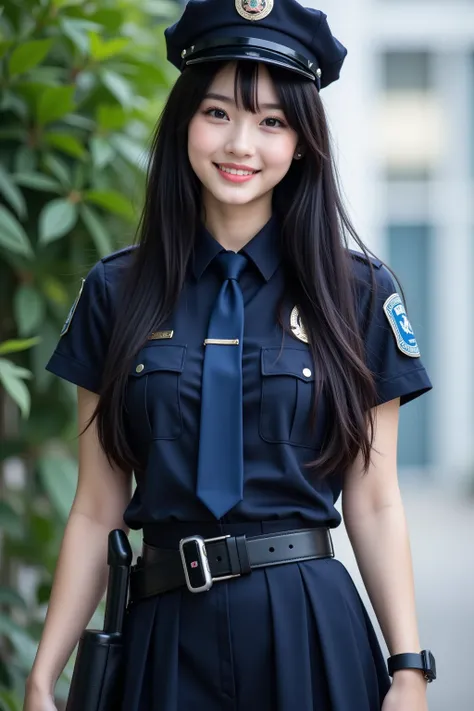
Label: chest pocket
xmin=260 ymin=347 xmax=321 ymax=449
xmin=126 ymin=344 xmax=186 ymax=441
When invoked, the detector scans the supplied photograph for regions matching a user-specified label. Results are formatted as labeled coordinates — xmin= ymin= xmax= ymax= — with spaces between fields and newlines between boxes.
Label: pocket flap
xmin=130 ymin=345 xmax=186 ymax=377
xmin=261 ymin=347 xmax=315 ymax=382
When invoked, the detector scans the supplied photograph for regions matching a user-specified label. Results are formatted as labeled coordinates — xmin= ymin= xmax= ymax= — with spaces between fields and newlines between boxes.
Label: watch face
xmin=423 ymin=650 xmax=437 ymax=681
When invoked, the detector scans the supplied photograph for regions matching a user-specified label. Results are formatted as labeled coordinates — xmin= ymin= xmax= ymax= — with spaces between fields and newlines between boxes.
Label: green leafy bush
xmin=0 ymin=1 xmax=176 ymax=707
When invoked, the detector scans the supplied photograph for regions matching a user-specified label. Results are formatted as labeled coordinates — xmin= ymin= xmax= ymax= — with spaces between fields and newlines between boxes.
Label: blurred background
xmin=0 ymin=0 xmax=472 ymax=709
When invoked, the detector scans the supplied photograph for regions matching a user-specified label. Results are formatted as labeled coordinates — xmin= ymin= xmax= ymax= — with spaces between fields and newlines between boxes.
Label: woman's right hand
xmin=23 ymin=680 xmax=58 ymax=711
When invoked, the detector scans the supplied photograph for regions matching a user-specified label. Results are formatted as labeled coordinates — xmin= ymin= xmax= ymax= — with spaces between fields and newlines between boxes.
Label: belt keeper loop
xmin=235 ymin=535 xmax=251 ymax=575
xmin=226 ymin=536 xmax=242 ymax=576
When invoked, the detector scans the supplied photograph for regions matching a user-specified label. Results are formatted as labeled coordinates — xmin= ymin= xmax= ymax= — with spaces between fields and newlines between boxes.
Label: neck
xmin=202 ymin=191 xmax=272 ymax=252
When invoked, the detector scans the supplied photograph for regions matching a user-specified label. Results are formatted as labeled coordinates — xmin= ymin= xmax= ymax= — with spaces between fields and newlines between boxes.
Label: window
xmin=388 ymin=224 xmax=433 ymax=469
xmin=377 ymin=51 xmax=443 ymax=180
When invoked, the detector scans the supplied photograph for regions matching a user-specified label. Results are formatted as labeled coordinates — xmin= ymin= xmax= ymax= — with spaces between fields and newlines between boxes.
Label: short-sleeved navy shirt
xmin=46 ymin=218 xmax=432 ymax=529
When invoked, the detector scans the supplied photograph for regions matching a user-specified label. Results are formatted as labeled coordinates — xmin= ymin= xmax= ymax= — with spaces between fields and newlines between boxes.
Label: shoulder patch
xmin=349 ymin=249 xmax=383 ymax=269
xmin=383 ymin=293 xmax=420 ymax=358
xmin=101 ymin=245 xmax=137 ymax=264
xmin=60 ymin=278 xmax=85 ymax=337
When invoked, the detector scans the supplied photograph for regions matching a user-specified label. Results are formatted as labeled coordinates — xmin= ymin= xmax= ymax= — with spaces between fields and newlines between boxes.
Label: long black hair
xmin=94 ymin=60 xmax=378 ymax=477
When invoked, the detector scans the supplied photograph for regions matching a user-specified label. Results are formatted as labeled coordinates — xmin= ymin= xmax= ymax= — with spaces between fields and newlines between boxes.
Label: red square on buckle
xmin=190 ymin=561 xmax=198 ymax=568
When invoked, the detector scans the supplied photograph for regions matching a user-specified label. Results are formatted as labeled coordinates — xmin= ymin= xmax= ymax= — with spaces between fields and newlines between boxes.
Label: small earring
xmin=295 ymin=151 xmax=303 ymax=160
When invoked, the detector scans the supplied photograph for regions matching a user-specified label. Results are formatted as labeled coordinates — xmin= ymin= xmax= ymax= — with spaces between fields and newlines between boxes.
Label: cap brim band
xmin=181 ymin=36 xmax=318 ymax=83
xmin=185 ymin=49 xmax=315 ymax=81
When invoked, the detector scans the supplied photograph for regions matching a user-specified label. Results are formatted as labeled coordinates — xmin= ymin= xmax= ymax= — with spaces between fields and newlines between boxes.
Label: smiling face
xmin=188 ymin=62 xmax=299 ymax=216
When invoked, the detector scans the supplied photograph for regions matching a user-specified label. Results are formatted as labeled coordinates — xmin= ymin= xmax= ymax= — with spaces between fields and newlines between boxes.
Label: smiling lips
xmin=214 ymin=162 xmax=260 ymax=183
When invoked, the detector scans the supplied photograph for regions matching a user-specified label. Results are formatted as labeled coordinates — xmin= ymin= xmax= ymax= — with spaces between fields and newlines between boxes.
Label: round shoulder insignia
xmin=383 ymin=293 xmax=421 ymax=358
xmin=290 ymin=305 xmax=309 ymax=344
xmin=235 ymin=0 xmax=274 ymax=22
xmin=60 ymin=278 xmax=85 ymax=337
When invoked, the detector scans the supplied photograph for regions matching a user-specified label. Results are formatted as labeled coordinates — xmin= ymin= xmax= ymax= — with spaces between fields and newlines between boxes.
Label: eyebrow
xmin=203 ymin=92 xmax=283 ymax=111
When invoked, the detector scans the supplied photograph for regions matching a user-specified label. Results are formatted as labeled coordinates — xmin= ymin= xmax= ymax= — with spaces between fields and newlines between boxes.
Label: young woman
xmin=25 ymin=1 xmax=435 ymax=710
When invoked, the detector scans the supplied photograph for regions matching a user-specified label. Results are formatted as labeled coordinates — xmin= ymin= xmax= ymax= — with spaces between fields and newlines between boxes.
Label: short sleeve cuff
xmin=46 ymin=350 xmax=101 ymax=394
xmin=375 ymin=366 xmax=432 ymax=407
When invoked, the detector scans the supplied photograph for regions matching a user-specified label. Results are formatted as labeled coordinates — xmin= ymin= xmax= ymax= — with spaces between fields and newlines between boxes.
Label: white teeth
xmin=218 ymin=165 xmax=256 ymax=176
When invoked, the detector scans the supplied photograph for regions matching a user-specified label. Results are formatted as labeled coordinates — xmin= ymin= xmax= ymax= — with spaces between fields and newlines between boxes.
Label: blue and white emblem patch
xmin=383 ymin=293 xmax=420 ymax=358
xmin=60 ymin=278 xmax=85 ymax=337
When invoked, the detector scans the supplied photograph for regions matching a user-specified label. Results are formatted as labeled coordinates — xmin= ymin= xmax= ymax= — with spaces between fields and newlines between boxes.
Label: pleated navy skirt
xmin=121 ymin=519 xmax=390 ymax=711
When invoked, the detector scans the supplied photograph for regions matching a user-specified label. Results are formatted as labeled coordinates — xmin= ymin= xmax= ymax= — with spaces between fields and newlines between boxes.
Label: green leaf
xmin=38 ymin=455 xmax=77 ymax=521
xmin=96 ymin=104 xmax=126 ymax=131
xmin=14 ymin=171 xmax=62 ymax=193
xmin=14 ymin=285 xmax=45 ymax=337
xmin=89 ymin=32 xmax=130 ymax=61
xmin=14 ymin=146 xmax=37 ymax=173
xmin=8 ymin=40 xmax=53 ymax=77
xmin=100 ymin=69 xmax=133 ymax=106
xmin=38 ymin=198 xmax=78 ymax=245
xmin=0 ymin=501 xmax=23 ymax=539
xmin=41 ymin=276 xmax=69 ymax=306
xmin=30 ymin=319 xmax=57 ymax=391
xmin=43 ymin=153 xmax=71 ymax=187
xmin=0 ymin=587 xmax=27 ymax=611
xmin=80 ymin=204 xmax=112 ymax=257
xmin=0 ymin=686 xmax=20 ymax=711
xmin=0 ymin=165 xmax=27 ymax=219
xmin=0 ymin=614 xmax=38 ymax=670
xmin=0 ymin=90 xmax=28 ymax=120
xmin=0 ymin=206 xmax=34 ymax=259
xmin=0 ymin=127 xmax=27 ymax=142
xmin=90 ymin=136 xmax=115 ymax=169
xmin=37 ymin=86 xmax=75 ymax=126
xmin=84 ymin=189 xmax=135 ymax=221
xmin=0 ymin=338 xmax=40 ymax=356
xmin=0 ymin=41 xmax=12 ymax=61
xmin=60 ymin=17 xmax=90 ymax=54
xmin=44 ymin=132 xmax=85 ymax=159
xmin=0 ymin=360 xmax=31 ymax=418
xmin=110 ymin=134 xmax=146 ymax=169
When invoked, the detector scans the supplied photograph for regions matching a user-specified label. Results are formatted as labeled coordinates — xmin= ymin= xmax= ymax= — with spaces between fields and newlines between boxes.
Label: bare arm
xmin=342 ymin=398 xmax=426 ymax=690
xmin=26 ymin=387 xmax=132 ymax=695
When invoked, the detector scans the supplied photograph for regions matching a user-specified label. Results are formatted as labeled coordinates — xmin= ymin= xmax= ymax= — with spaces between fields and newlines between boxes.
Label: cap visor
xmin=185 ymin=46 xmax=315 ymax=81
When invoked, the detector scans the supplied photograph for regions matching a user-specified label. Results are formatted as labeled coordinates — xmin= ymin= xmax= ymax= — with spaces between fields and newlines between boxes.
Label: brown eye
xmin=262 ymin=117 xmax=286 ymax=128
xmin=205 ymin=108 xmax=228 ymax=120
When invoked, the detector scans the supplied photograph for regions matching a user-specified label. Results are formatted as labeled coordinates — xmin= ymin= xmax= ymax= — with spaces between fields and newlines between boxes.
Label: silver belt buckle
xmin=178 ymin=534 xmax=241 ymax=593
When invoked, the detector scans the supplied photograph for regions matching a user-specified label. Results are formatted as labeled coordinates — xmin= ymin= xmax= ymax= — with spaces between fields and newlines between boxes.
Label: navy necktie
xmin=197 ymin=251 xmax=248 ymax=519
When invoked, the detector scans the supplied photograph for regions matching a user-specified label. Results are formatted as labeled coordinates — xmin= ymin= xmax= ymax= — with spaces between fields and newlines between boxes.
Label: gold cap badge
xmin=290 ymin=305 xmax=309 ymax=344
xmin=235 ymin=0 xmax=274 ymax=22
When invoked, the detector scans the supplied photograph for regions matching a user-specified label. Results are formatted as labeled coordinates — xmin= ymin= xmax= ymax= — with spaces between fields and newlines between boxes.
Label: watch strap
xmin=387 ymin=650 xmax=436 ymax=682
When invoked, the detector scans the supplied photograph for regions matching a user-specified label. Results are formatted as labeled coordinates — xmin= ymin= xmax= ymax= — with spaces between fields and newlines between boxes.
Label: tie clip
xmin=149 ymin=330 xmax=174 ymax=340
xmin=204 ymin=338 xmax=240 ymax=346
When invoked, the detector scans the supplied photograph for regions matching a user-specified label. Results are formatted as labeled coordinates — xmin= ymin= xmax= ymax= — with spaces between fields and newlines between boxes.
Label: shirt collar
xmin=192 ymin=216 xmax=281 ymax=282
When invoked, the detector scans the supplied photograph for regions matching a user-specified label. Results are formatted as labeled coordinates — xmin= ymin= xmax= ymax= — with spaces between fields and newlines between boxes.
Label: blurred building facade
xmin=315 ymin=0 xmax=474 ymax=489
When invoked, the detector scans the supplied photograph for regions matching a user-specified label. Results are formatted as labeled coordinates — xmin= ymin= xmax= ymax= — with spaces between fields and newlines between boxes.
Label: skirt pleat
xmin=121 ymin=521 xmax=390 ymax=711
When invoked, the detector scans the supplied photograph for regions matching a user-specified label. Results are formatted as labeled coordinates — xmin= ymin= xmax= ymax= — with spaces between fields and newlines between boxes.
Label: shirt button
xmin=303 ymin=368 xmax=312 ymax=378
xmin=136 ymin=364 xmax=145 ymax=373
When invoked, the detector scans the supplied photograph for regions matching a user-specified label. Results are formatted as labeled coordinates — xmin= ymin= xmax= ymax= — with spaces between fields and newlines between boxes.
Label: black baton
xmin=65 ymin=529 xmax=133 ymax=711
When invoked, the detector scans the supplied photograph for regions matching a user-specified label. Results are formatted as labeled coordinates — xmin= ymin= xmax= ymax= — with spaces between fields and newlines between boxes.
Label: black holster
xmin=65 ymin=529 xmax=132 ymax=711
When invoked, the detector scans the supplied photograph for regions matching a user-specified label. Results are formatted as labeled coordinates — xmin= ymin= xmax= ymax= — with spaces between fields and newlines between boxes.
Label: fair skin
xmin=187 ymin=62 xmax=300 ymax=250
xmin=25 ymin=63 xmax=427 ymax=710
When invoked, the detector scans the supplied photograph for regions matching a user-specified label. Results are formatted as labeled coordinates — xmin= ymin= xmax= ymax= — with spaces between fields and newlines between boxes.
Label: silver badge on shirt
xmin=290 ymin=306 xmax=309 ymax=344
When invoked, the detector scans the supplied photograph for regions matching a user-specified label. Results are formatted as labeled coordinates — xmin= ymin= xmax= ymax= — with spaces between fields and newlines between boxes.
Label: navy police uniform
xmin=46 ymin=2 xmax=433 ymax=711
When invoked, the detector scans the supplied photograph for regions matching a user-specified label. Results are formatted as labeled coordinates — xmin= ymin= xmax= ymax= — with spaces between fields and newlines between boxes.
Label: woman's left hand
xmin=382 ymin=670 xmax=429 ymax=711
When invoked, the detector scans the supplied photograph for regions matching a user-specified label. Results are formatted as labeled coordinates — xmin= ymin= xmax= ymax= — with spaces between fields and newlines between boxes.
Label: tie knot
xmin=216 ymin=251 xmax=248 ymax=282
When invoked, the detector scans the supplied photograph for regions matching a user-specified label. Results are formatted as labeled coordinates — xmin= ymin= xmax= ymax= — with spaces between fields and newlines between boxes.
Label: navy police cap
xmin=165 ymin=0 xmax=347 ymax=89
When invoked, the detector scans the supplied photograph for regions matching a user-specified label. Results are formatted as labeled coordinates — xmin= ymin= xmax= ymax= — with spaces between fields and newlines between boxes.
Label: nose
xmin=224 ymin=121 xmax=255 ymax=158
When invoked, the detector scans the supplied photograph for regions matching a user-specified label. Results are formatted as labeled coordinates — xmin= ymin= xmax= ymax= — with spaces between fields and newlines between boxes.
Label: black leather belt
xmin=129 ymin=527 xmax=334 ymax=601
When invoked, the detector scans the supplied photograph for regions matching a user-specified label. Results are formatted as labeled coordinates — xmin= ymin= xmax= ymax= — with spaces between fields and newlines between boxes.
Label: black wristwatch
xmin=387 ymin=650 xmax=436 ymax=682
